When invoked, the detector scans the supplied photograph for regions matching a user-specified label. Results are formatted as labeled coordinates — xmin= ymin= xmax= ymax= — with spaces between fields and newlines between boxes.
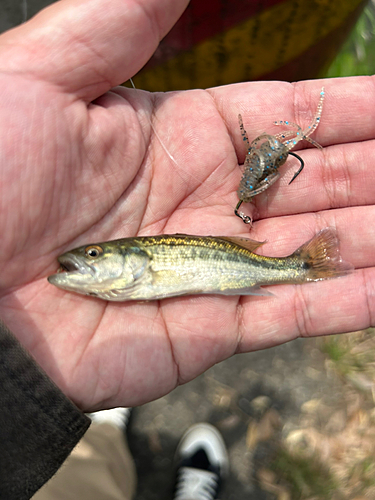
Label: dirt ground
xmin=127 ymin=330 xmax=375 ymax=500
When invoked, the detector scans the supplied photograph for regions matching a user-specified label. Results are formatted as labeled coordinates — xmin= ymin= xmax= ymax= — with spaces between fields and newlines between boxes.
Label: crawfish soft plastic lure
xmin=235 ymin=87 xmax=325 ymax=224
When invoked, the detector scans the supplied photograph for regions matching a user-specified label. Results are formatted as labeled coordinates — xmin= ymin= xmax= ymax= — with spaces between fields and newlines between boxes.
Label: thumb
xmin=0 ymin=0 xmax=189 ymax=102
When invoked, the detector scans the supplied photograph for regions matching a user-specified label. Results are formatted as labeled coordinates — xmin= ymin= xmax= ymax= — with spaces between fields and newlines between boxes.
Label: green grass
xmin=270 ymin=447 xmax=338 ymax=499
xmin=320 ymin=335 xmax=349 ymax=365
xmin=325 ymin=0 xmax=375 ymax=77
xmin=320 ymin=330 xmax=375 ymax=380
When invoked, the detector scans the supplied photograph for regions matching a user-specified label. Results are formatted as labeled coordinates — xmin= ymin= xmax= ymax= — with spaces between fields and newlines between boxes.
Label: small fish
xmin=48 ymin=228 xmax=352 ymax=301
xmin=236 ymin=88 xmax=325 ymax=224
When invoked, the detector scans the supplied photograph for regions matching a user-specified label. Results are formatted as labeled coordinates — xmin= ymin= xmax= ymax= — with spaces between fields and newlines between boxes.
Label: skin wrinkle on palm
xmin=0 ymin=0 xmax=373 ymax=412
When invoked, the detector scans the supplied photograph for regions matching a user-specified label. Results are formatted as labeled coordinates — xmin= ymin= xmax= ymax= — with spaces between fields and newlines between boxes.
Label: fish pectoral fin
xmin=98 ymin=252 xmax=151 ymax=301
xmin=127 ymin=249 xmax=151 ymax=281
xmin=218 ymin=236 xmax=266 ymax=253
xmin=99 ymin=269 xmax=153 ymax=301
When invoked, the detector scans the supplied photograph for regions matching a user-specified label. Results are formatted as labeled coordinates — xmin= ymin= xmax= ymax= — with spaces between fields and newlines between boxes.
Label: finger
xmin=251 ymin=138 xmax=375 ymax=218
xmin=208 ymin=77 xmax=375 ymax=220
xmin=234 ymin=204 xmax=375 ymax=351
xmin=246 ymin=204 xmax=375 ymax=270
xmin=0 ymin=0 xmax=189 ymax=102
xmin=238 ymin=203 xmax=375 ymax=350
xmin=238 ymin=265 xmax=375 ymax=353
xmin=212 ymin=76 xmax=375 ymax=152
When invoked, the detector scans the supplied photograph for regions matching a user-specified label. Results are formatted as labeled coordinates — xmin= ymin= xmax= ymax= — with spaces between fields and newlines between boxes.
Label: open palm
xmin=0 ymin=0 xmax=374 ymax=411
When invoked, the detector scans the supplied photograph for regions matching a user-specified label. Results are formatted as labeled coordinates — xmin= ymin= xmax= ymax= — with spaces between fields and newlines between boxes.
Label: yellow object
xmin=134 ymin=0 xmax=366 ymax=91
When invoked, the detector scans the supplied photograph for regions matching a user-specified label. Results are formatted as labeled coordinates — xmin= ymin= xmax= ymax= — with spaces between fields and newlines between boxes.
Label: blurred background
xmin=1 ymin=0 xmax=375 ymax=498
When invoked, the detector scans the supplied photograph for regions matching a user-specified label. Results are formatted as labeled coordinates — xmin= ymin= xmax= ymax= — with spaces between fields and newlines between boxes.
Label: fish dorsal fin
xmin=165 ymin=233 xmax=265 ymax=253
xmin=218 ymin=236 xmax=266 ymax=252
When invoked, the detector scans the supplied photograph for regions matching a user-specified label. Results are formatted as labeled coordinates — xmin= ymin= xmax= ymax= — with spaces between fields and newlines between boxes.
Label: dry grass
xmin=255 ymin=329 xmax=375 ymax=500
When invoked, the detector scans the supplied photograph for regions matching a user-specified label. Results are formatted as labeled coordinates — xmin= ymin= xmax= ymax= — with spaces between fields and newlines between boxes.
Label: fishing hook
xmin=287 ymin=152 xmax=305 ymax=185
xmin=234 ymin=200 xmax=252 ymax=225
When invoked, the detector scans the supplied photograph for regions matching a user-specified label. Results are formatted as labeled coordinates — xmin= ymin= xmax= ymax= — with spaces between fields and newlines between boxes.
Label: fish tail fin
xmin=293 ymin=228 xmax=353 ymax=281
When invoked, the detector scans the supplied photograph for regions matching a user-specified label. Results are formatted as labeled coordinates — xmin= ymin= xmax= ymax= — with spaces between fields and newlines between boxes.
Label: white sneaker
xmin=174 ymin=423 xmax=229 ymax=500
xmin=87 ymin=407 xmax=131 ymax=431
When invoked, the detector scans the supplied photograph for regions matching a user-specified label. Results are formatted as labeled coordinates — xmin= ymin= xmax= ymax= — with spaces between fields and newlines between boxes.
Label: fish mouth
xmin=61 ymin=254 xmax=95 ymax=274
xmin=50 ymin=254 xmax=95 ymax=278
xmin=58 ymin=258 xmax=79 ymax=273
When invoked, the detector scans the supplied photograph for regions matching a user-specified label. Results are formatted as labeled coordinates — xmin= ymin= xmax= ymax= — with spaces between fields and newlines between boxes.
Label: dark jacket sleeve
xmin=0 ymin=320 xmax=91 ymax=500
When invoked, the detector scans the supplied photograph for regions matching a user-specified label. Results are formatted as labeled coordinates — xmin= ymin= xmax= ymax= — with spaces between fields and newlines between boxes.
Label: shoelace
xmin=174 ymin=466 xmax=219 ymax=500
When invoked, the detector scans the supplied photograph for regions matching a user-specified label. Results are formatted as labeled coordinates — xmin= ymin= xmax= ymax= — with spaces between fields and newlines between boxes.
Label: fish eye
xmin=85 ymin=245 xmax=103 ymax=258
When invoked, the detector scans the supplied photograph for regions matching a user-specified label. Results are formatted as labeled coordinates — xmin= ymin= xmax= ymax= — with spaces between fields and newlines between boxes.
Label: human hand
xmin=0 ymin=0 xmax=373 ymax=411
